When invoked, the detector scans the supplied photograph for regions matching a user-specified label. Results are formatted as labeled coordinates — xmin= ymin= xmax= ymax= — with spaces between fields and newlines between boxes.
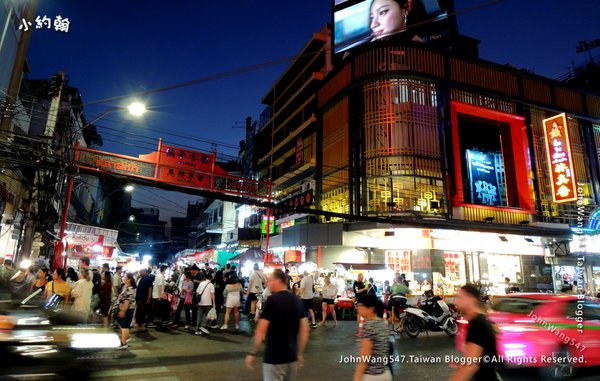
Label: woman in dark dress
xmin=100 ymin=270 xmax=113 ymax=327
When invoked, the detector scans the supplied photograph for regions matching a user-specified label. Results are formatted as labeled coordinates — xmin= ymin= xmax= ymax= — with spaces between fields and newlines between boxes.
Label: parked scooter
xmin=400 ymin=290 xmax=458 ymax=338
xmin=387 ymin=294 xmax=409 ymax=335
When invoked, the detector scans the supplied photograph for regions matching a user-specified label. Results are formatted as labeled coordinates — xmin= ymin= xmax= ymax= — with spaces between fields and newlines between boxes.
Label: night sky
xmin=25 ymin=0 xmax=600 ymax=226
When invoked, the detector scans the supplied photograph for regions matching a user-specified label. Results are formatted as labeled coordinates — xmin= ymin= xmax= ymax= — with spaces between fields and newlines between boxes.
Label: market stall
xmin=53 ymin=222 xmax=119 ymax=270
xmin=227 ymin=247 xmax=283 ymax=277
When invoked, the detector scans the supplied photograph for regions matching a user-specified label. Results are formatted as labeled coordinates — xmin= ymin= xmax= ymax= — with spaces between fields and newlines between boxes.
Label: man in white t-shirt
xmin=112 ymin=266 xmax=123 ymax=299
xmin=247 ymin=263 xmax=267 ymax=321
xmin=299 ymin=271 xmax=317 ymax=328
xmin=147 ymin=265 xmax=167 ymax=327
xmin=195 ymin=273 xmax=215 ymax=336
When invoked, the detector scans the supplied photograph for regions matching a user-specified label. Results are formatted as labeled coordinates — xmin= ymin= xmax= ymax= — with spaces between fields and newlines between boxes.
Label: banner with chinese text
xmin=542 ymin=113 xmax=577 ymax=203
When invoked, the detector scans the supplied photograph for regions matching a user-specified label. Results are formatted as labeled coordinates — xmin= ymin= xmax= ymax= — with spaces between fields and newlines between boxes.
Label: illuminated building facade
xmin=314 ymin=40 xmax=600 ymax=294
xmin=254 ymin=18 xmax=600 ymax=294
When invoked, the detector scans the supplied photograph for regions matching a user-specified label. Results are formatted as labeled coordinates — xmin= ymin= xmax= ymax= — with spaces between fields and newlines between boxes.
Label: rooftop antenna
xmin=576 ymin=38 xmax=600 ymax=64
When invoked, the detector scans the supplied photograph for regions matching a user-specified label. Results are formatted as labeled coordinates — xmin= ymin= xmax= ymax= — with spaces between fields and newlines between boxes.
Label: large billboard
xmin=333 ymin=0 xmax=454 ymax=54
xmin=543 ymin=113 xmax=578 ymax=203
xmin=465 ymin=149 xmax=503 ymax=207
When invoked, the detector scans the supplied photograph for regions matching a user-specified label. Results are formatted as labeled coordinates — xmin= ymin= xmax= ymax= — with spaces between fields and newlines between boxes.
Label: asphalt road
xmin=76 ymin=318 xmax=600 ymax=381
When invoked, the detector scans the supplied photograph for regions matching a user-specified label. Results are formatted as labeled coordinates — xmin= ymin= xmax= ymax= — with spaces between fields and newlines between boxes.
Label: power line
xmin=79 ymin=53 xmax=308 ymax=108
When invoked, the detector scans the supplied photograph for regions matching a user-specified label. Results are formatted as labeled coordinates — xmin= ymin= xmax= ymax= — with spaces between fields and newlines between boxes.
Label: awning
xmin=58 ymin=222 xmax=119 ymax=247
xmin=228 ymin=247 xmax=265 ymax=263
xmin=188 ymin=248 xmax=216 ymax=263
xmin=333 ymin=262 xmax=388 ymax=271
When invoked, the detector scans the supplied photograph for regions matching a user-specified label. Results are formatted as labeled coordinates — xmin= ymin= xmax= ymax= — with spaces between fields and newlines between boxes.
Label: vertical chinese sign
xmin=542 ymin=113 xmax=577 ymax=203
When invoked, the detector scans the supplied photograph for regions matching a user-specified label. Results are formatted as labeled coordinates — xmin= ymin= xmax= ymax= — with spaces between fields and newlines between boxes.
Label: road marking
xmin=92 ymin=366 xmax=169 ymax=378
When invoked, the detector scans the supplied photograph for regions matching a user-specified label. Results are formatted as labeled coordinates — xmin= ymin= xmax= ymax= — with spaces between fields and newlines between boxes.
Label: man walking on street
xmin=448 ymin=284 xmax=501 ymax=381
xmin=113 ymin=266 xmax=123 ymax=297
xmin=195 ymin=273 xmax=215 ymax=336
xmin=299 ymin=271 xmax=317 ymax=328
xmin=246 ymin=269 xmax=309 ymax=381
xmin=147 ymin=265 xmax=167 ymax=327
xmin=247 ymin=263 xmax=267 ymax=321
xmin=190 ymin=265 xmax=202 ymax=327
xmin=135 ymin=268 xmax=154 ymax=331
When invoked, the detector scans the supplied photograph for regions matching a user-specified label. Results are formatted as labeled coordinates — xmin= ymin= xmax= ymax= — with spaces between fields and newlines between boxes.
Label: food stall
xmin=53 ymin=222 xmax=119 ymax=270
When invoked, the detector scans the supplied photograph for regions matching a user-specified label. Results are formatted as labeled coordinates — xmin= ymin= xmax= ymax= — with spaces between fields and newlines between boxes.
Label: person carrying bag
xmin=194 ymin=274 xmax=215 ymax=336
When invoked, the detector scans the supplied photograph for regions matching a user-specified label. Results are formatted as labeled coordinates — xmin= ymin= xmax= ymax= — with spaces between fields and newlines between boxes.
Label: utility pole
xmin=0 ymin=1 xmax=39 ymax=266
xmin=18 ymin=72 xmax=66 ymax=263
xmin=0 ymin=0 xmax=38 ymax=132
xmin=44 ymin=72 xmax=65 ymax=138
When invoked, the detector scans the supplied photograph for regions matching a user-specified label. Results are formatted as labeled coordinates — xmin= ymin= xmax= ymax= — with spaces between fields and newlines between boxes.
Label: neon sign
xmin=542 ymin=113 xmax=577 ymax=203
xmin=261 ymin=216 xmax=275 ymax=234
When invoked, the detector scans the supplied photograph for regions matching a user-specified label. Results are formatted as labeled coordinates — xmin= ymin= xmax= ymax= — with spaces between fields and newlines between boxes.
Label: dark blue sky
xmin=26 ymin=0 xmax=600 ymax=224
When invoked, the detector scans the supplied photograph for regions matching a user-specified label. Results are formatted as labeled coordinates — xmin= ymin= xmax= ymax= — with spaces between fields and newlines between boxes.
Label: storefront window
xmin=480 ymin=254 xmax=521 ymax=294
xmin=432 ymin=252 xmax=466 ymax=296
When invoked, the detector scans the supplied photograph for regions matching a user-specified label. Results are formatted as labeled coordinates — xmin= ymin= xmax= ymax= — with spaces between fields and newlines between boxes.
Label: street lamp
xmin=83 ymin=102 xmax=147 ymax=129
xmin=53 ymin=102 xmax=147 ymax=270
xmin=116 ymin=215 xmax=135 ymax=230
xmin=101 ymin=184 xmax=134 ymax=201
xmin=127 ymin=102 xmax=146 ymax=116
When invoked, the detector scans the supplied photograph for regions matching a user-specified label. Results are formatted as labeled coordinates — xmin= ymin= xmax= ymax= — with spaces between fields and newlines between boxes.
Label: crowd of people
xmin=1 ymin=256 xmax=507 ymax=381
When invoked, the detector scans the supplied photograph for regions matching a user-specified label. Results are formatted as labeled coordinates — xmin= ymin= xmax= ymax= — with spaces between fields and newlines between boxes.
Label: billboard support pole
xmin=210 ymin=150 xmax=216 ymax=192
xmin=154 ymin=138 xmax=162 ymax=180
xmin=265 ymin=179 xmax=273 ymax=254
xmin=54 ymin=140 xmax=80 ymax=270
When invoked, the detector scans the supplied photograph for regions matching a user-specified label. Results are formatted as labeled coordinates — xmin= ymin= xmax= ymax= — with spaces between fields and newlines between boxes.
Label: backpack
xmin=92 ymin=270 xmax=102 ymax=295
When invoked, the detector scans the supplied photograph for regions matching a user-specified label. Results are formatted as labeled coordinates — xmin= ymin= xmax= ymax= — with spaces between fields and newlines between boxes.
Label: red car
xmin=455 ymin=294 xmax=600 ymax=380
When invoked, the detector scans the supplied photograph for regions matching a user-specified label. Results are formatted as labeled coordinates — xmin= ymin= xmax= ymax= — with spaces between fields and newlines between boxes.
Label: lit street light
xmin=127 ymin=102 xmax=147 ymax=116
xmin=54 ymin=102 xmax=148 ymax=269
xmin=84 ymin=101 xmax=147 ymax=130
xmin=101 ymin=184 xmax=134 ymax=201
xmin=115 ymin=215 xmax=136 ymax=230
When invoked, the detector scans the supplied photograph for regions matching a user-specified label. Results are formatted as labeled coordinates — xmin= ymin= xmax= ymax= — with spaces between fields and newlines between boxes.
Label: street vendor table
xmin=336 ymin=298 xmax=355 ymax=320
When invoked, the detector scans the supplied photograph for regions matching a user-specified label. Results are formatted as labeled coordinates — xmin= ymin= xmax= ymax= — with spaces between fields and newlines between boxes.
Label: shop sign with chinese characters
xmin=543 ymin=113 xmax=578 ymax=203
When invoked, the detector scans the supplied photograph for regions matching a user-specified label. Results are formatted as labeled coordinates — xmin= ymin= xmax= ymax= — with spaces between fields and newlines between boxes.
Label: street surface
xmin=82 ymin=317 xmax=600 ymax=381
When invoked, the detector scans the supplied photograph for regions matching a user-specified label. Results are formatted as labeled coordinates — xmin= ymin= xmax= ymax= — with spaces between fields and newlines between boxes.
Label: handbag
xmin=207 ymin=307 xmax=217 ymax=321
xmin=44 ymin=282 xmax=65 ymax=310
xmin=184 ymin=290 xmax=193 ymax=305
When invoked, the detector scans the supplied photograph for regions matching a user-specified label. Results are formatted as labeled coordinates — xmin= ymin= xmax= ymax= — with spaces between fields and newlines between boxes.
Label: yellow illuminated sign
xmin=542 ymin=113 xmax=577 ymax=203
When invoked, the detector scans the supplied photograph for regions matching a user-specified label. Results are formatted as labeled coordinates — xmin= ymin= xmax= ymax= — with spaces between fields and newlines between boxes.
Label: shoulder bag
xmin=196 ymin=282 xmax=210 ymax=306
xmin=44 ymin=282 xmax=65 ymax=310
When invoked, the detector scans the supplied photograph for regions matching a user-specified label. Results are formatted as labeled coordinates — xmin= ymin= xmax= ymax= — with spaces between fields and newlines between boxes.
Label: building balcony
xmin=453 ymin=204 xmax=533 ymax=225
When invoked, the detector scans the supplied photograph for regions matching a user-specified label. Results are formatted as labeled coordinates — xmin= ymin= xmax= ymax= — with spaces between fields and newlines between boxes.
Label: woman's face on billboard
xmin=370 ymin=0 xmax=407 ymax=39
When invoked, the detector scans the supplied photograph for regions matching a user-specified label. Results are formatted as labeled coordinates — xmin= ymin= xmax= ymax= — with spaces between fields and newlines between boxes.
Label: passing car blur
xmin=0 ymin=291 xmax=122 ymax=380
xmin=455 ymin=293 xmax=600 ymax=380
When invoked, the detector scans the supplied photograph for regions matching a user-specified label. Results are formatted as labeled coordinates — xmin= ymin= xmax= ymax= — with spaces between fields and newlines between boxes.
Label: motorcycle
xmin=400 ymin=291 xmax=458 ymax=338
xmin=387 ymin=294 xmax=409 ymax=335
